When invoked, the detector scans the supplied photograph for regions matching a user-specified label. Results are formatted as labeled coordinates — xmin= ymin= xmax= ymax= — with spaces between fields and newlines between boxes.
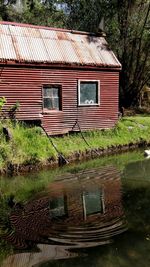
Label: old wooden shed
xmin=0 ymin=21 xmax=121 ymax=135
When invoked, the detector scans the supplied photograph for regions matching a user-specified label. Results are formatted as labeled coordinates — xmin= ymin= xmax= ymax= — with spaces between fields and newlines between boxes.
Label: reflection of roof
xmin=0 ymin=21 xmax=121 ymax=68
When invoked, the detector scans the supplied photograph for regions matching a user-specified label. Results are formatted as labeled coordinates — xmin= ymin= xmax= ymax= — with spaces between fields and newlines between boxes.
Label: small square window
xmin=82 ymin=189 xmax=104 ymax=219
xmin=78 ymin=80 xmax=100 ymax=106
xmin=43 ymin=85 xmax=61 ymax=110
xmin=49 ymin=195 xmax=68 ymax=218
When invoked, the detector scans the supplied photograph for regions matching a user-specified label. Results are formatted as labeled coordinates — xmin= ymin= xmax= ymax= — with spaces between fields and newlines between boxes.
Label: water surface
xmin=0 ymin=150 xmax=150 ymax=267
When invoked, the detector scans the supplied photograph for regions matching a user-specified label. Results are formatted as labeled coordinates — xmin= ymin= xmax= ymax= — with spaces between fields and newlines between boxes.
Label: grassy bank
xmin=0 ymin=120 xmax=57 ymax=172
xmin=0 ymin=116 xmax=150 ymax=173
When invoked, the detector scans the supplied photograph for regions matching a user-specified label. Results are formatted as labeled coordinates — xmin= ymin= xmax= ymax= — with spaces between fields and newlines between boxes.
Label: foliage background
xmin=0 ymin=0 xmax=149 ymax=107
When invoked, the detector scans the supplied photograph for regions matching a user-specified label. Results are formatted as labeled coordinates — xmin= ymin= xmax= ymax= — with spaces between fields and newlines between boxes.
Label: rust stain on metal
xmin=0 ymin=21 xmax=121 ymax=69
xmin=11 ymin=35 xmax=21 ymax=60
xmin=56 ymin=31 xmax=68 ymax=40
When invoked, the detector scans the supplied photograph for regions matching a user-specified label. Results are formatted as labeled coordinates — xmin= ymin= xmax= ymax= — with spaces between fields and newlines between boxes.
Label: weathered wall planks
xmin=0 ymin=66 xmax=119 ymax=135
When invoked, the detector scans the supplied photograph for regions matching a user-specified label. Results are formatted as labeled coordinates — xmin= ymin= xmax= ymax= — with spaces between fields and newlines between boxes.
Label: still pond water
xmin=0 ymin=150 xmax=150 ymax=267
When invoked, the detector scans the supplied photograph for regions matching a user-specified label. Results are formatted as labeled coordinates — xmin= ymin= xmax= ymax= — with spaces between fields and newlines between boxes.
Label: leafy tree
xmin=63 ymin=0 xmax=150 ymax=107
xmin=21 ymin=0 xmax=66 ymax=27
xmin=61 ymin=0 xmax=104 ymax=32
xmin=0 ymin=0 xmax=66 ymax=27
xmin=0 ymin=0 xmax=149 ymax=107
xmin=115 ymin=0 xmax=150 ymax=107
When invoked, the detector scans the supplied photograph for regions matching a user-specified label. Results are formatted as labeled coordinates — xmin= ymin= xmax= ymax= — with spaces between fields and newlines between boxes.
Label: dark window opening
xmin=49 ymin=195 xmax=68 ymax=218
xmin=43 ymin=85 xmax=61 ymax=110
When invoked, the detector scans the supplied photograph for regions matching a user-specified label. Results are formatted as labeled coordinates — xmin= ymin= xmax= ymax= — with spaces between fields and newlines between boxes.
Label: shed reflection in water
xmin=2 ymin=165 xmax=127 ymax=267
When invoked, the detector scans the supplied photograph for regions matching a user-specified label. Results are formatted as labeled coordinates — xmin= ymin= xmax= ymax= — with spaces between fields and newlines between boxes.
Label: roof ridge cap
xmin=0 ymin=21 xmax=99 ymax=36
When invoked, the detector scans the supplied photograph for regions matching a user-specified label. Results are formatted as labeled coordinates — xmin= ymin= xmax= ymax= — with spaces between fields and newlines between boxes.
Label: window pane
xmin=44 ymin=88 xmax=59 ymax=97
xmin=44 ymin=88 xmax=52 ymax=97
xmin=44 ymin=97 xmax=59 ymax=110
xmin=83 ymin=189 xmax=103 ymax=216
xmin=80 ymin=82 xmax=98 ymax=105
xmin=43 ymin=86 xmax=60 ymax=110
xmin=49 ymin=196 xmax=67 ymax=217
xmin=44 ymin=98 xmax=52 ymax=109
xmin=51 ymin=88 xmax=59 ymax=97
xmin=53 ymin=98 xmax=59 ymax=109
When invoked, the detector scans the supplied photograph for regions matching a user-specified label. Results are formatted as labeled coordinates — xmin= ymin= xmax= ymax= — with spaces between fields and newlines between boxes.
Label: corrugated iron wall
xmin=0 ymin=66 xmax=119 ymax=135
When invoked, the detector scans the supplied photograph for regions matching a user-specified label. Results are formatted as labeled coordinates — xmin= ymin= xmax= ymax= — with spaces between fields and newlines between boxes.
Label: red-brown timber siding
xmin=0 ymin=66 xmax=119 ymax=135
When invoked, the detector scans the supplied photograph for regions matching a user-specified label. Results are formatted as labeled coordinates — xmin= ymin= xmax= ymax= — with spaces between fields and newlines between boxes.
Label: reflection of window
xmin=82 ymin=189 xmax=104 ymax=220
xmin=43 ymin=85 xmax=61 ymax=110
xmin=49 ymin=195 xmax=67 ymax=218
xmin=78 ymin=80 xmax=100 ymax=106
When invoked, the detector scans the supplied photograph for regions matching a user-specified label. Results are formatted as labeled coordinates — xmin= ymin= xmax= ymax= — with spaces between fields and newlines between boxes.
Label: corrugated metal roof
xmin=0 ymin=21 xmax=121 ymax=68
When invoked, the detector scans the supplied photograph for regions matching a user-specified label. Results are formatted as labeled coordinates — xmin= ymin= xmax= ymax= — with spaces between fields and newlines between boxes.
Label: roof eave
xmin=0 ymin=60 xmax=121 ymax=71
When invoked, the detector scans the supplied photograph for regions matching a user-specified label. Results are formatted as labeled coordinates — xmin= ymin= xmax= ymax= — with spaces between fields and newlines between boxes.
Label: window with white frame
xmin=78 ymin=80 xmax=100 ymax=106
xmin=43 ymin=85 xmax=61 ymax=111
xmin=82 ymin=189 xmax=105 ymax=220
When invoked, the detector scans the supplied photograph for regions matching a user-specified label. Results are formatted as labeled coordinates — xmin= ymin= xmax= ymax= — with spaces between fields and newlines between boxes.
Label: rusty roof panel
xmin=0 ymin=21 xmax=121 ymax=68
xmin=43 ymin=39 xmax=64 ymax=62
xmin=0 ymin=25 xmax=17 ymax=60
xmin=73 ymin=34 xmax=97 ymax=64
xmin=58 ymin=40 xmax=80 ymax=63
xmin=95 ymin=38 xmax=121 ymax=67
